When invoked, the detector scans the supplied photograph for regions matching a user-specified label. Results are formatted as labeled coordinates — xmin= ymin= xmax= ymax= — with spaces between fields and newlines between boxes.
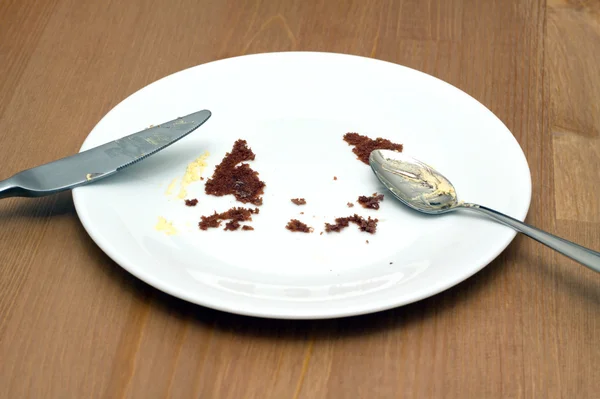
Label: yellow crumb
xmin=165 ymin=178 xmax=178 ymax=196
xmin=155 ymin=216 xmax=177 ymax=235
xmin=177 ymin=151 xmax=210 ymax=199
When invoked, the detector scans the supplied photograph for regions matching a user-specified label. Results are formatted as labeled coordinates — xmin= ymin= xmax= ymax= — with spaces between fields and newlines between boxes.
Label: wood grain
xmin=1 ymin=0 xmax=599 ymax=398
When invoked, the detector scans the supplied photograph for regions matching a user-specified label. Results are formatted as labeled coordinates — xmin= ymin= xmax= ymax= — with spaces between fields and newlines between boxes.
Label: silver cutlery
xmin=369 ymin=149 xmax=600 ymax=272
xmin=0 ymin=109 xmax=211 ymax=199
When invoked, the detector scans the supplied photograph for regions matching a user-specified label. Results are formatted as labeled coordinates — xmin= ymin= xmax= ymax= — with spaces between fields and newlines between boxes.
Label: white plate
xmin=73 ymin=52 xmax=531 ymax=319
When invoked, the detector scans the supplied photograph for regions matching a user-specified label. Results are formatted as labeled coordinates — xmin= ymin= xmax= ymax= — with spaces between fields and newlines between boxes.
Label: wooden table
xmin=1 ymin=0 xmax=599 ymax=397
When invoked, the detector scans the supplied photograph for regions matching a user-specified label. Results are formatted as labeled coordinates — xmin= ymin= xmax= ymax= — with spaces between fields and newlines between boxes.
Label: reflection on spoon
xmin=369 ymin=149 xmax=600 ymax=273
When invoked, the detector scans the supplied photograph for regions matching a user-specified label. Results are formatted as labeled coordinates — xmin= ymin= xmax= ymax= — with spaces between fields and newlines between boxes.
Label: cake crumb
xmin=224 ymin=220 xmax=241 ymax=231
xmin=291 ymin=198 xmax=306 ymax=205
xmin=205 ymin=139 xmax=265 ymax=205
xmin=165 ymin=178 xmax=179 ymax=196
xmin=286 ymin=219 xmax=313 ymax=233
xmin=333 ymin=176 xmax=338 ymax=180
xmin=242 ymin=225 xmax=254 ymax=231
xmin=199 ymin=207 xmax=259 ymax=231
xmin=300 ymin=212 xmax=304 ymax=215
xmin=347 ymin=202 xmax=354 ymax=208
xmin=325 ymin=218 xmax=350 ymax=232
xmin=184 ymin=198 xmax=198 ymax=207
xmin=343 ymin=132 xmax=403 ymax=165
xmin=319 ymin=232 xmax=323 ymax=236
xmin=155 ymin=216 xmax=177 ymax=235
xmin=357 ymin=193 xmax=384 ymax=210
xmin=177 ymin=152 xmax=210 ymax=199
xmin=366 ymin=240 xmax=369 ymax=244
xmin=324 ymin=214 xmax=379 ymax=234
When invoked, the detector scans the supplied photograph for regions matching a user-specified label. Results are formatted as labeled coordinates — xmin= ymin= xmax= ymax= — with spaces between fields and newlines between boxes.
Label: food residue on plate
xmin=165 ymin=178 xmax=178 ymax=196
xmin=155 ymin=216 xmax=177 ymax=235
xmin=199 ymin=207 xmax=260 ymax=231
xmin=205 ymin=139 xmax=265 ymax=206
xmin=185 ymin=198 xmax=198 ymax=207
xmin=343 ymin=132 xmax=403 ymax=165
xmin=357 ymin=193 xmax=384 ymax=210
xmin=286 ymin=219 xmax=313 ymax=233
xmin=324 ymin=214 xmax=379 ymax=234
xmin=224 ymin=220 xmax=241 ymax=231
xmin=177 ymin=151 xmax=210 ymax=199
xmin=154 ymin=131 xmax=402 ymax=241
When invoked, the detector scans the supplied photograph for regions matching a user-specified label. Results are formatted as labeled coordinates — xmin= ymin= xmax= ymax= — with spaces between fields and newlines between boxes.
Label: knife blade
xmin=0 ymin=109 xmax=211 ymax=199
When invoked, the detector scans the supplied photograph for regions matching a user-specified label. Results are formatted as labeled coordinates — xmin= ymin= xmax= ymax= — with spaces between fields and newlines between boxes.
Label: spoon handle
xmin=463 ymin=204 xmax=600 ymax=273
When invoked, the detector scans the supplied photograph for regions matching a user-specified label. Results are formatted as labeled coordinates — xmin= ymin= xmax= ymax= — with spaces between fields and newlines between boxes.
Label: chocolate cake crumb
xmin=300 ymin=212 xmax=304 ymax=215
xmin=366 ymin=240 xmax=369 ymax=244
xmin=198 ymin=213 xmax=221 ymax=230
xmin=286 ymin=219 xmax=313 ymax=233
xmin=320 ymin=232 xmax=323 ymax=236
xmin=343 ymin=132 xmax=403 ymax=165
xmin=205 ymin=139 xmax=265 ymax=206
xmin=353 ymin=215 xmax=379 ymax=233
xmin=199 ymin=207 xmax=259 ymax=230
xmin=347 ymin=202 xmax=354 ymax=208
xmin=224 ymin=220 xmax=241 ymax=231
xmin=357 ymin=193 xmax=384 ymax=210
xmin=185 ymin=198 xmax=199 ymax=207
xmin=324 ymin=214 xmax=379 ymax=234
xmin=324 ymin=218 xmax=350 ymax=232
xmin=291 ymin=198 xmax=306 ymax=205
xmin=333 ymin=176 xmax=338 ymax=180
xmin=200 ymin=177 xmax=204 ymax=181
xmin=242 ymin=225 xmax=254 ymax=231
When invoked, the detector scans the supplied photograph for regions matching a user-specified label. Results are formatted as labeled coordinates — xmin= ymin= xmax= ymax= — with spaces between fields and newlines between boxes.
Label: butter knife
xmin=0 ymin=109 xmax=211 ymax=199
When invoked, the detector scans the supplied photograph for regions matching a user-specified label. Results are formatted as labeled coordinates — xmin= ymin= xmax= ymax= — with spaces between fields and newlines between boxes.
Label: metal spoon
xmin=369 ymin=149 xmax=600 ymax=273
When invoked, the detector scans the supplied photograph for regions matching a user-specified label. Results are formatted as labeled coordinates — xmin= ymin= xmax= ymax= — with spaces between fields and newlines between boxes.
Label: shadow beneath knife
xmin=0 ymin=191 xmax=76 ymax=220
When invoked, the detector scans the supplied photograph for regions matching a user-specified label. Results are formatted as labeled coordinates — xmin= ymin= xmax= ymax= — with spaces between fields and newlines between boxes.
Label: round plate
xmin=73 ymin=52 xmax=531 ymax=319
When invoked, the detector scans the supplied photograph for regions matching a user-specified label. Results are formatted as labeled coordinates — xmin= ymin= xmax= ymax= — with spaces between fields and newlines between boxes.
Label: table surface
xmin=1 ymin=0 xmax=599 ymax=397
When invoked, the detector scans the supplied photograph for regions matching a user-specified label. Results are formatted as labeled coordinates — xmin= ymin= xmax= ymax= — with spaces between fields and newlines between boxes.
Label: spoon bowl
xmin=369 ymin=150 xmax=459 ymax=215
xmin=369 ymin=149 xmax=600 ymax=273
